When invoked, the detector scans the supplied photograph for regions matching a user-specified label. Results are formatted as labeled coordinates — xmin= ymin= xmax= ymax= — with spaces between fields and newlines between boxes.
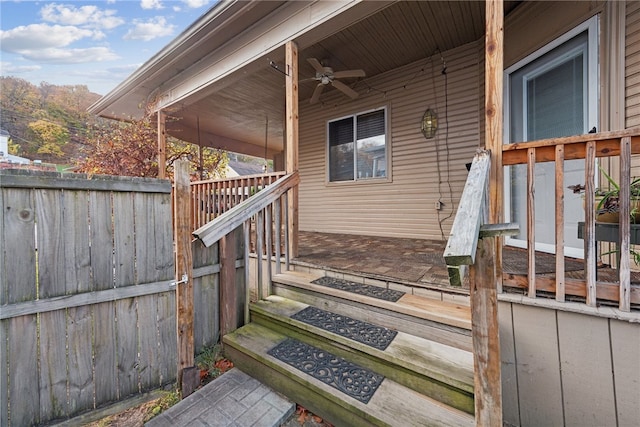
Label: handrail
xmin=444 ymin=150 xmax=492 ymax=287
xmin=444 ymin=150 xmax=491 ymax=269
xmin=193 ymin=172 xmax=299 ymax=247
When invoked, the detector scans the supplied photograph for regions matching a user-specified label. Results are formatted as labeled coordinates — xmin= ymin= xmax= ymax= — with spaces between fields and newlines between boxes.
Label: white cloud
xmin=124 ymin=17 xmax=175 ymax=42
xmin=16 ymin=47 xmax=119 ymax=64
xmin=0 ymin=24 xmax=118 ymax=64
xmin=0 ymin=61 xmax=42 ymax=74
xmin=182 ymin=0 xmax=209 ymax=8
xmin=40 ymin=3 xmax=125 ymax=30
xmin=141 ymin=0 xmax=164 ymax=10
xmin=0 ymin=24 xmax=95 ymax=51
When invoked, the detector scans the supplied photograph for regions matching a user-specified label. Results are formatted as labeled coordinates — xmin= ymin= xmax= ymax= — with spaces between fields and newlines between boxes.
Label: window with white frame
xmin=327 ymin=108 xmax=387 ymax=182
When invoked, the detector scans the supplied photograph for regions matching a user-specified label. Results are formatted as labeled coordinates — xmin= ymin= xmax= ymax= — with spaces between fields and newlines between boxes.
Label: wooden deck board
xmin=273 ymin=271 xmax=471 ymax=331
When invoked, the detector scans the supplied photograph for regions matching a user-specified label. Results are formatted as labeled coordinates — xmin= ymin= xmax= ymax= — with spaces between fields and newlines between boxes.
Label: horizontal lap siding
xmin=299 ymin=42 xmax=481 ymax=240
xmin=626 ymin=2 xmax=640 ymax=177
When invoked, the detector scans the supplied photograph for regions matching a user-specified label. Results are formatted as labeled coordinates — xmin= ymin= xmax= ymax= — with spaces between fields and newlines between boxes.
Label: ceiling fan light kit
xmin=307 ymin=57 xmax=365 ymax=104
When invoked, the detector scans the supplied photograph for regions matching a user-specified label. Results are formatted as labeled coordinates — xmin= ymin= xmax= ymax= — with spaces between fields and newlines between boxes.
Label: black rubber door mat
xmin=291 ymin=306 xmax=397 ymax=350
xmin=267 ymin=338 xmax=384 ymax=404
xmin=311 ymin=276 xmax=405 ymax=302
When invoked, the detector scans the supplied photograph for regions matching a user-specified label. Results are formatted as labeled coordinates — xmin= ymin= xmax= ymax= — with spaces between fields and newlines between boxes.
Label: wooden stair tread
xmin=224 ymin=323 xmax=475 ymax=427
xmin=273 ymin=271 xmax=471 ymax=330
xmin=253 ymin=295 xmax=474 ymax=394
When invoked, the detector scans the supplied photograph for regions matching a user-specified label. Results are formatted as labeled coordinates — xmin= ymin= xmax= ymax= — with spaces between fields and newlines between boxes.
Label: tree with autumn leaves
xmin=76 ymin=114 xmax=228 ymax=180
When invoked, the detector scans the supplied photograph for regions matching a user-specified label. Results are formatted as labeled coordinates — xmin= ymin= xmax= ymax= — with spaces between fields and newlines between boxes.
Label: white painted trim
xmin=498 ymin=293 xmax=640 ymax=323
xmin=504 ymin=15 xmax=599 ymax=257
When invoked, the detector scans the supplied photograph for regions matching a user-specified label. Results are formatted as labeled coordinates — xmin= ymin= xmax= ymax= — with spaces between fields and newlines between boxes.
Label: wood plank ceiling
xmin=166 ymin=1 xmax=520 ymax=156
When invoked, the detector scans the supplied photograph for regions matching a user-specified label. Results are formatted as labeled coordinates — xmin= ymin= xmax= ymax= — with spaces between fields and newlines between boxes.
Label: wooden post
xmin=479 ymin=1 xmax=503 ymax=425
xmin=470 ymin=236 xmax=502 ymax=426
xmin=173 ymin=160 xmax=195 ymax=394
xmin=285 ymin=40 xmax=299 ymax=258
xmin=485 ymin=0 xmax=504 ymax=293
xmin=157 ymin=110 xmax=167 ymax=179
xmin=619 ymin=136 xmax=631 ymax=311
xmin=220 ymin=232 xmax=238 ymax=334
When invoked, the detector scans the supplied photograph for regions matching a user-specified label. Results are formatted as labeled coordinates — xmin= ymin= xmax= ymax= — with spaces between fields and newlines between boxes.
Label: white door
xmin=505 ymin=17 xmax=598 ymax=259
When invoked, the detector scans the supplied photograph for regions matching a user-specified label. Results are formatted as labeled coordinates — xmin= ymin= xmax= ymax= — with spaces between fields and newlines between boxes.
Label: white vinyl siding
xmin=298 ymin=42 xmax=481 ymax=240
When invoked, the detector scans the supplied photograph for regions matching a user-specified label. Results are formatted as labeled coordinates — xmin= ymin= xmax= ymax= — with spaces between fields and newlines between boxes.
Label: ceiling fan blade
xmin=307 ymin=58 xmax=325 ymax=73
xmin=331 ymin=79 xmax=359 ymax=99
xmin=310 ymin=83 xmax=324 ymax=104
xmin=333 ymin=69 xmax=366 ymax=79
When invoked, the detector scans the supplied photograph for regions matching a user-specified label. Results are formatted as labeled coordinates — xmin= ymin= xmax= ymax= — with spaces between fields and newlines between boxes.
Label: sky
xmin=1 ymin=0 xmax=215 ymax=95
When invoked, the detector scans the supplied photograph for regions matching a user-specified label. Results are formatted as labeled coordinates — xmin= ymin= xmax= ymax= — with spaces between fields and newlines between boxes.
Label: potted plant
xmin=595 ymin=166 xmax=640 ymax=223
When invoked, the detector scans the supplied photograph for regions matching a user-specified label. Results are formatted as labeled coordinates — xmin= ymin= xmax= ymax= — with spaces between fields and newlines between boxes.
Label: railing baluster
xmin=243 ymin=220 xmax=251 ymax=322
xmin=555 ymin=144 xmax=565 ymax=302
xmin=619 ymin=137 xmax=631 ymax=311
xmin=275 ymin=197 xmax=282 ymax=275
xmin=265 ymin=206 xmax=273 ymax=296
xmin=284 ymin=194 xmax=290 ymax=271
xmin=256 ymin=209 xmax=264 ymax=300
xmin=584 ymin=140 xmax=597 ymax=306
xmin=527 ymin=147 xmax=536 ymax=298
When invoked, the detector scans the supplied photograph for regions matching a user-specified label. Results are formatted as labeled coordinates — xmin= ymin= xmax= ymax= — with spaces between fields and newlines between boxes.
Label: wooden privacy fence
xmin=0 ymin=170 xmax=178 ymax=426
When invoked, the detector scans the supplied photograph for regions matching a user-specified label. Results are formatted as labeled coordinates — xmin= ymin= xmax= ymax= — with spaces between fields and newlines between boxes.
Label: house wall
xmin=298 ymin=42 xmax=482 ymax=240
xmin=499 ymin=298 xmax=640 ymax=427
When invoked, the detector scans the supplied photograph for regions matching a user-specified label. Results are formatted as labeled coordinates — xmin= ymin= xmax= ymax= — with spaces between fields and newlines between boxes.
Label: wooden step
xmin=272 ymin=270 xmax=472 ymax=351
xmin=223 ymin=323 xmax=475 ymax=427
xmin=251 ymin=295 xmax=475 ymax=414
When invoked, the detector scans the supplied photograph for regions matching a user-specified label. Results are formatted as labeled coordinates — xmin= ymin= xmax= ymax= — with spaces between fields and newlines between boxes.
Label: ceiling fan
xmin=306 ymin=58 xmax=365 ymax=104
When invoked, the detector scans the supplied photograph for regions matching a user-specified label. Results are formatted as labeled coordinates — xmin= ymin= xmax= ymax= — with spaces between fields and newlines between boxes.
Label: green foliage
xmin=27 ymin=119 xmax=69 ymax=158
xmin=195 ymin=344 xmax=223 ymax=373
xmin=0 ymin=76 xmax=101 ymax=162
xmin=144 ymin=390 xmax=181 ymax=422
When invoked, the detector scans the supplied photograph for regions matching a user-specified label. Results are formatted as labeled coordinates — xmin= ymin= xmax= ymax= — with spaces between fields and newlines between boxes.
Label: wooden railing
xmin=502 ymin=129 xmax=640 ymax=312
xmin=190 ymin=172 xmax=286 ymax=230
xmin=193 ymin=172 xmax=299 ymax=327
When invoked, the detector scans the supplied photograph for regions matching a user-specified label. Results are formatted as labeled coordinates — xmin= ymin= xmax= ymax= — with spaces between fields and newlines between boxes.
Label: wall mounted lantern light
xmin=421 ymin=108 xmax=438 ymax=139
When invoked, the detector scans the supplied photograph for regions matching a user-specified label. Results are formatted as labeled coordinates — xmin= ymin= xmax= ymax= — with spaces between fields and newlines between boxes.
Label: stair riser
xmin=273 ymin=282 xmax=472 ymax=351
xmin=224 ymin=342 xmax=383 ymax=427
xmin=251 ymin=311 xmax=475 ymax=414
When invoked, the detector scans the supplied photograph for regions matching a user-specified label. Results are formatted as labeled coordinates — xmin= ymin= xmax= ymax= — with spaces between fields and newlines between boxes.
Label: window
xmin=328 ymin=108 xmax=387 ymax=182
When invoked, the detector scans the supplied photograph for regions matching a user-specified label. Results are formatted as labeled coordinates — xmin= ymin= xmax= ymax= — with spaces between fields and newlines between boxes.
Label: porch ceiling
xmin=93 ymin=0 xmax=521 ymax=158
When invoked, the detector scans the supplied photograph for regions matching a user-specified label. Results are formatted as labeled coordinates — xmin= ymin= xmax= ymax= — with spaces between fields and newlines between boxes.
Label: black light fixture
xmin=421 ymin=108 xmax=438 ymax=139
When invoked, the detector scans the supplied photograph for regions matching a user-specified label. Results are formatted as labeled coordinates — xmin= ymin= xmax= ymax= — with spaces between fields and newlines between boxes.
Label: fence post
xmin=174 ymin=160 xmax=196 ymax=396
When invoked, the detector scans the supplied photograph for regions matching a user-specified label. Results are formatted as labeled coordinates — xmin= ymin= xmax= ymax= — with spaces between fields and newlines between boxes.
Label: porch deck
xmin=294 ymin=231 xmax=640 ymax=304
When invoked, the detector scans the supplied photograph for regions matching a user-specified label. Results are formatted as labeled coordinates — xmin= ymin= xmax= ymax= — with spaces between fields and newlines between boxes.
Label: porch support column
xmin=157 ymin=110 xmax=167 ymax=179
xmin=475 ymin=0 xmax=503 ymax=426
xmin=285 ymin=40 xmax=299 ymax=258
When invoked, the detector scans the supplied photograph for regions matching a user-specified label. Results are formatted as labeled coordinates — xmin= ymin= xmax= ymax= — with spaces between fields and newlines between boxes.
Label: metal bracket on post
xmin=446 ymin=223 xmax=519 ymax=287
xmin=171 ymin=273 xmax=189 ymax=287
xmin=479 ymin=223 xmax=519 ymax=239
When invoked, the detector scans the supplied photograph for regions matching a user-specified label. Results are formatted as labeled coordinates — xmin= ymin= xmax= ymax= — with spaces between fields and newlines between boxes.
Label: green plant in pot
xmin=595 ymin=166 xmax=640 ymax=223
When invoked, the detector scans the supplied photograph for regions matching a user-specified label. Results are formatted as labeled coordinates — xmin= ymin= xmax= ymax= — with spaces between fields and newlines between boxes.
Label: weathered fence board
xmin=1 ymin=170 xmax=181 ymax=426
xmin=193 ymin=241 xmax=220 ymax=352
xmin=67 ymin=305 xmax=94 ymax=414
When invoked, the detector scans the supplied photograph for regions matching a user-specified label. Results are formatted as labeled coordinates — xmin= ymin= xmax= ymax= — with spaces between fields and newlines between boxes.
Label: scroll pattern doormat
xmin=311 ymin=276 xmax=405 ymax=302
xmin=267 ymin=338 xmax=384 ymax=404
xmin=291 ymin=306 xmax=398 ymax=350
